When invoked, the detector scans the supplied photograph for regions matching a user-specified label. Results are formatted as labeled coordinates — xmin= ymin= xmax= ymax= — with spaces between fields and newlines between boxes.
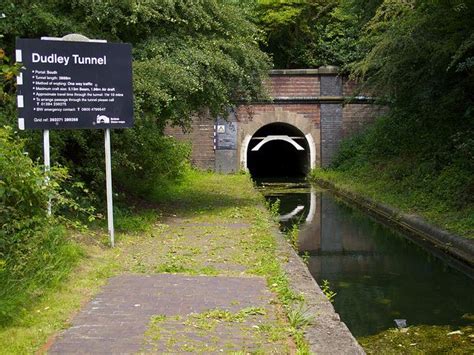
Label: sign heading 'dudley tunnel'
xmin=16 ymin=38 xmax=133 ymax=130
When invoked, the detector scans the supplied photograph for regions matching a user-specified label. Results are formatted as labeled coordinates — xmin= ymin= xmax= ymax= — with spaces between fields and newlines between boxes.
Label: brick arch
xmin=242 ymin=109 xmax=316 ymax=138
xmin=237 ymin=107 xmax=320 ymax=171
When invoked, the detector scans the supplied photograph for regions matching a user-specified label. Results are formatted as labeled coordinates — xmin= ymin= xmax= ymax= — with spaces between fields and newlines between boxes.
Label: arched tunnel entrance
xmin=247 ymin=123 xmax=310 ymax=178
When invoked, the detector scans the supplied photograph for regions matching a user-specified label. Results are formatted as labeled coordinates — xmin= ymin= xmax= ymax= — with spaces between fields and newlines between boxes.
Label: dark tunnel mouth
xmin=247 ymin=123 xmax=310 ymax=179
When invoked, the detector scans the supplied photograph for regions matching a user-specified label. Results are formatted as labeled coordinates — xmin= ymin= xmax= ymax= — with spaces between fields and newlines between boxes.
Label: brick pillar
xmin=320 ymin=68 xmax=343 ymax=167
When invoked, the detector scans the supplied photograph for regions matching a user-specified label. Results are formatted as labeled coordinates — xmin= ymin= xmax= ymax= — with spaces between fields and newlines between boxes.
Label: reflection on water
xmin=258 ymin=181 xmax=474 ymax=337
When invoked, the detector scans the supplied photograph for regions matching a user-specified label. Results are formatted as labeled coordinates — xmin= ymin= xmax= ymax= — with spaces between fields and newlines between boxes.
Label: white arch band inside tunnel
xmin=241 ymin=134 xmax=252 ymax=170
xmin=305 ymin=133 xmax=316 ymax=170
xmin=251 ymin=135 xmax=305 ymax=152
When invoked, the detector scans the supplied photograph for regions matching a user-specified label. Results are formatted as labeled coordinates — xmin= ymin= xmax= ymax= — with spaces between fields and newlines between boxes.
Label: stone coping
xmin=274 ymin=227 xmax=365 ymax=354
xmin=269 ymin=67 xmax=339 ymax=75
xmin=247 ymin=96 xmax=375 ymax=104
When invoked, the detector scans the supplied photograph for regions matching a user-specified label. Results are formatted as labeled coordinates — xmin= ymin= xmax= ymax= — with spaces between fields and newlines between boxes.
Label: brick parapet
xmin=267 ymin=75 xmax=320 ymax=98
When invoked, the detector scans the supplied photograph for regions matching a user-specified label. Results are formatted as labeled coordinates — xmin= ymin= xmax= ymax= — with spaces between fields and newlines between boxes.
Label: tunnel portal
xmin=247 ymin=123 xmax=310 ymax=178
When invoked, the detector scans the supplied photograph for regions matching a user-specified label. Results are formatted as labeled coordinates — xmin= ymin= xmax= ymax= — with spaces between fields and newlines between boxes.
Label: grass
xmin=287 ymin=303 xmax=314 ymax=329
xmin=0 ymin=238 xmax=119 ymax=354
xmin=0 ymin=169 xmax=311 ymax=354
xmin=0 ymin=225 xmax=84 ymax=327
xmin=310 ymin=168 xmax=474 ymax=239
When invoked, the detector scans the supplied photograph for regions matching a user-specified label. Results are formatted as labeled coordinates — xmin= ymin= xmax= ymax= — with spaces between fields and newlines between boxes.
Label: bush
xmin=113 ymin=120 xmax=191 ymax=197
xmin=329 ymin=113 xmax=474 ymax=211
xmin=0 ymin=126 xmax=81 ymax=325
xmin=0 ymin=127 xmax=67 ymax=237
xmin=32 ymin=120 xmax=192 ymax=202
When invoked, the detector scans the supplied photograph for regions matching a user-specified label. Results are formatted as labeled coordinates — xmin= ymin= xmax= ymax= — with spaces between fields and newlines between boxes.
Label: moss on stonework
xmin=359 ymin=325 xmax=474 ymax=354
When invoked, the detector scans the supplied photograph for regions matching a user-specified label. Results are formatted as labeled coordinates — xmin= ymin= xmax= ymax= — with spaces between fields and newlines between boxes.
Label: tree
xmin=351 ymin=0 xmax=474 ymax=157
xmin=333 ymin=0 xmax=474 ymax=209
xmin=255 ymin=0 xmax=363 ymax=69
xmin=0 ymin=0 xmax=271 ymax=197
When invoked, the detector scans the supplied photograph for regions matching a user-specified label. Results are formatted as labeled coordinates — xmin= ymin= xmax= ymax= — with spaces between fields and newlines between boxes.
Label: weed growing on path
xmin=144 ymin=306 xmax=287 ymax=353
xmin=286 ymin=223 xmax=299 ymax=250
xmin=287 ymin=303 xmax=314 ymax=329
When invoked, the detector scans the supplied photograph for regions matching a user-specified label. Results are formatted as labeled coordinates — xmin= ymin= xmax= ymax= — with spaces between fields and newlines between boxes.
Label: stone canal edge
xmin=314 ymin=178 xmax=474 ymax=269
xmin=273 ymin=225 xmax=365 ymax=354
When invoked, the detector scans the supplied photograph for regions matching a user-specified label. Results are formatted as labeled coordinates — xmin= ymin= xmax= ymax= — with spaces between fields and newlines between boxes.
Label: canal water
xmin=257 ymin=180 xmax=474 ymax=338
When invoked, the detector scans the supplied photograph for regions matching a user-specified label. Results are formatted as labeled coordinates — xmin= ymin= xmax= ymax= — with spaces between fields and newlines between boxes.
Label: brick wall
xmin=342 ymin=104 xmax=385 ymax=138
xmin=267 ymin=75 xmax=320 ymax=98
xmin=321 ymin=104 xmax=343 ymax=166
xmin=164 ymin=68 xmax=386 ymax=172
xmin=164 ymin=115 xmax=215 ymax=170
xmin=237 ymin=103 xmax=320 ymax=129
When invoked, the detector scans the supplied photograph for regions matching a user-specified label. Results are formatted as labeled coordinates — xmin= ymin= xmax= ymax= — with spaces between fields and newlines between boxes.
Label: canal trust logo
xmin=96 ymin=114 xmax=110 ymax=124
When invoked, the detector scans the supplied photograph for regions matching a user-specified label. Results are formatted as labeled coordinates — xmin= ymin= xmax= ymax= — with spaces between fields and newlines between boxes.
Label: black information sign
xmin=16 ymin=38 xmax=133 ymax=130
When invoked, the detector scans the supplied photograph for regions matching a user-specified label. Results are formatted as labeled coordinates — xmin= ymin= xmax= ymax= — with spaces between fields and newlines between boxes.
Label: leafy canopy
xmin=254 ymin=0 xmax=367 ymax=69
xmin=1 ymin=0 xmax=271 ymax=128
xmin=0 ymin=0 xmax=271 ymax=198
xmin=332 ymin=0 xmax=474 ymax=211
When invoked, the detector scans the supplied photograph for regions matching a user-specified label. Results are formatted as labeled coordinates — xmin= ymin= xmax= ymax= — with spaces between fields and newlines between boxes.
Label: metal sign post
xmin=43 ymin=129 xmax=52 ymax=215
xmin=104 ymin=128 xmax=114 ymax=247
xmin=16 ymin=34 xmax=133 ymax=247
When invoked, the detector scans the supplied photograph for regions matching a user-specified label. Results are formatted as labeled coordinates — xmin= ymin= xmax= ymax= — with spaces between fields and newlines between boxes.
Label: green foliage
xmin=113 ymin=120 xmax=191 ymax=197
xmin=287 ymin=303 xmax=313 ymax=329
xmin=1 ymin=0 xmax=270 ymax=125
xmin=320 ymin=1 xmax=474 ymax=238
xmin=0 ymin=127 xmax=67 ymax=239
xmin=347 ymin=1 xmax=474 ymax=162
xmin=331 ymin=102 xmax=473 ymax=211
xmin=321 ymin=279 xmax=337 ymax=303
xmin=256 ymin=0 xmax=363 ymax=68
xmin=286 ymin=223 xmax=299 ymax=250
xmin=114 ymin=209 xmax=156 ymax=234
xmin=0 ymin=0 xmax=271 ymax=201
xmin=310 ymin=167 xmax=474 ymax=237
xmin=0 ymin=225 xmax=82 ymax=326
xmin=266 ymin=197 xmax=281 ymax=219
xmin=0 ymin=39 xmax=21 ymax=139
xmin=0 ymin=45 xmax=91 ymax=326
xmin=0 ymin=127 xmax=82 ymax=325
xmin=301 ymin=251 xmax=310 ymax=265
xmin=352 ymin=0 xmax=474 ymax=116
